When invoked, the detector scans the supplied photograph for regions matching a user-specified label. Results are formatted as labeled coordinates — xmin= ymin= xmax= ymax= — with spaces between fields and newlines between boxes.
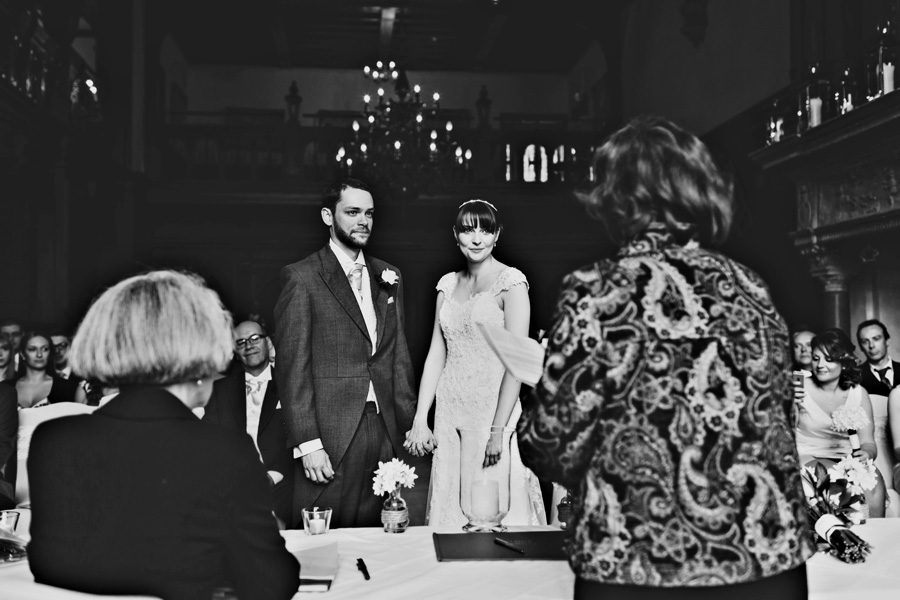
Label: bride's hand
xmin=404 ymin=420 xmax=436 ymax=457
xmin=483 ymin=432 xmax=503 ymax=468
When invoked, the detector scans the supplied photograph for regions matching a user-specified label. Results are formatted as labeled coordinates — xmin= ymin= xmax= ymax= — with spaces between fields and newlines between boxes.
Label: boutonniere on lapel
xmin=380 ymin=268 xmax=399 ymax=287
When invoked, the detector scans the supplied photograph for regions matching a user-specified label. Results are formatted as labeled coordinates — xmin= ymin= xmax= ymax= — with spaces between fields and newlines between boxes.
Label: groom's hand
xmin=302 ymin=449 xmax=335 ymax=483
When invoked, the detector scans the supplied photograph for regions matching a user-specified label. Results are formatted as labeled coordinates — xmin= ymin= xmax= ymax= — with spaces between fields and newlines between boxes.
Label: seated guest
xmin=0 ymin=318 xmax=23 ymax=374
xmin=27 ymin=270 xmax=300 ymax=600
xmin=795 ymin=328 xmax=886 ymax=517
xmin=14 ymin=332 xmax=86 ymax=407
xmin=0 ymin=380 xmax=16 ymax=509
xmin=49 ymin=331 xmax=78 ymax=383
xmin=792 ymin=327 xmax=815 ymax=374
xmin=857 ymin=319 xmax=900 ymax=396
xmin=203 ymin=319 xmax=294 ymax=524
xmin=0 ymin=337 xmax=15 ymax=381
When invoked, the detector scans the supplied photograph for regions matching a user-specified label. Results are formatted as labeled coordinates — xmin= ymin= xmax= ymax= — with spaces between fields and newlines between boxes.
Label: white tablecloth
xmin=2 ymin=520 xmax=899 ymax=599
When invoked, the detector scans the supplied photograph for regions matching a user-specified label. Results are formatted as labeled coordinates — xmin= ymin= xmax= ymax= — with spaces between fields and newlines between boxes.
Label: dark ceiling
xmin=159 ymin=0 xmax=628 ymax=73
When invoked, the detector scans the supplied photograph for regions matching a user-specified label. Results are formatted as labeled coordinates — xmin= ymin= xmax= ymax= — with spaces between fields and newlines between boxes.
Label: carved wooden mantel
xmin=750 ymin=91 xmax=900 ymax=331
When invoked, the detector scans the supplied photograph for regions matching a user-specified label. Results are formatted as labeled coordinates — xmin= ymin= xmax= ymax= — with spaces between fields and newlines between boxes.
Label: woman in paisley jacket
xmin=517 ymin=115 xmax=814 ymax=600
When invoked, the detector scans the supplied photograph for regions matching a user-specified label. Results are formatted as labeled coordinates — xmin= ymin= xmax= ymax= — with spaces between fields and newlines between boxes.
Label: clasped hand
xmin=301 ymin=449 xmax=334 ymax=483
xmin=404 ymin=420 xmax=436 ymax=457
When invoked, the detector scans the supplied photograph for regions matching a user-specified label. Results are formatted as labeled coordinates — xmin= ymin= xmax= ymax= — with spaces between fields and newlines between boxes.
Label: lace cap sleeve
xmin=493 ymin=267 xmax=528 ymax=294
xmin=436 ymin=272 xmax=457 ymax=296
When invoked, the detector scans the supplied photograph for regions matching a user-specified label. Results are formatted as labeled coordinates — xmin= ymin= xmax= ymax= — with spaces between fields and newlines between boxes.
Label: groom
xmin=274 ymin=178 xmax=417 ymax=528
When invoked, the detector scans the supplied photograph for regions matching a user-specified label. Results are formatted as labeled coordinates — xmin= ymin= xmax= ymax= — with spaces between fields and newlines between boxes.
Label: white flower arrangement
xmin=380 ymin=268 xmax=399 ymax=286
xmin=828 ymin=455 xmax=879 ymax=492
xmin=372 ymin=458 xmax=417 ymax=496
xmin=831 ymin=404 xmax=870 ymax=433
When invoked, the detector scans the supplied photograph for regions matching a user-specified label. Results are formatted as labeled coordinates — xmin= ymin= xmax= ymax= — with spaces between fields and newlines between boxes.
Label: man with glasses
xmin=203 ymin=320 xmax=293 ymax=524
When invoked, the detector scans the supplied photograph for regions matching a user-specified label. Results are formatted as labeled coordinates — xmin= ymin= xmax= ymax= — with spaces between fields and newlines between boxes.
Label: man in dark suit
xmin=204 ymin=319 xmax=293 ymax=523
xmin=274 ymin=178 xmax=416 ymax=528
xmin=857 ymin=319 xmax=900 ymax=396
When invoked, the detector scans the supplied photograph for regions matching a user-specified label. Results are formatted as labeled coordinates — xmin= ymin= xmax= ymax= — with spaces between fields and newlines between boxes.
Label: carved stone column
xmin=804 ymin=245 xmax=856 ymax=331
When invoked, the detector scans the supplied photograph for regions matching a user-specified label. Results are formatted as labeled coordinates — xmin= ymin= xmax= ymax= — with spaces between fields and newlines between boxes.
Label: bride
xmin=405 ymin=199 xmax=545 ymax=527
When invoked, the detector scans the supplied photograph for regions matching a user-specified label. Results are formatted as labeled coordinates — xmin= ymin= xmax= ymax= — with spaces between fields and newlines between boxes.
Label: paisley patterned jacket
xmin=518 ymin=226 xmax=814 ymax=587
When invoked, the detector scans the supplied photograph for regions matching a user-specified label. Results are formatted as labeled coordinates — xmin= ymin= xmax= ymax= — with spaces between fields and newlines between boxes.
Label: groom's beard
xmin=335 ymin=223 xmax=370 ymax=249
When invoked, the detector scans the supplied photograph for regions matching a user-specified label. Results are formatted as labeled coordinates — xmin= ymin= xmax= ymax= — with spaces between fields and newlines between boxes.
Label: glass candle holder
xmin=836 ymin=65 xmax=858 ymax=114
xmin=799 ymin=63 xmax=831 ymax=132
xmin=866 ymin=21 xmax=900 ymax=100
xmin=457 ymin=426 xmax=513 ymax=532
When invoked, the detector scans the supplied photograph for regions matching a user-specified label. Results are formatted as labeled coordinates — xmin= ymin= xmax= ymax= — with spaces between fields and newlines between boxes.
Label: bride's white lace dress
xmin=425 ymin=267 xmax=546 ymax=528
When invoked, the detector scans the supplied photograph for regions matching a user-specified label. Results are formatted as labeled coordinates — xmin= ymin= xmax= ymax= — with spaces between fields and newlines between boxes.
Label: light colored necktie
xmin=245 ymin=379 xmax=264 ymax=405
xmin=348 ymin=263 xmax=364 ymax=294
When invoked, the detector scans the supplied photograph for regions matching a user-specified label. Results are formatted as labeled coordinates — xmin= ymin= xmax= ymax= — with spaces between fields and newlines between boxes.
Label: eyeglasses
xmin=235 ymin=334 xmax=264 ymax=349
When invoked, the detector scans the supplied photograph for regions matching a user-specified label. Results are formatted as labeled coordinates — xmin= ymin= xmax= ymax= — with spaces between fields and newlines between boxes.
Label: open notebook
xmin=294 ymin=541 xmax=339 ymax=592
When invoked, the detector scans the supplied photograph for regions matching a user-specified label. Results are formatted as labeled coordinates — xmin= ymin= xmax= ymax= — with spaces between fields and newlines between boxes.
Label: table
xmin=3 ymin=518 xmax=899 ymax=599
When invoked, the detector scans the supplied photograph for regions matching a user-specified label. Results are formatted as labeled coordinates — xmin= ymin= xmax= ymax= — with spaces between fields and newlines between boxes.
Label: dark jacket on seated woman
xmin=27 ymin=386 xmax=299 ymax=600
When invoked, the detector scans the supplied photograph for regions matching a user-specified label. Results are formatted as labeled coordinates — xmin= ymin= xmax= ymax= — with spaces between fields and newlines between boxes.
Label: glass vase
xmin=381 ymin=488 xmax=409 ymax=533
xmin=457 ymin=426 xmax=513 ymax=532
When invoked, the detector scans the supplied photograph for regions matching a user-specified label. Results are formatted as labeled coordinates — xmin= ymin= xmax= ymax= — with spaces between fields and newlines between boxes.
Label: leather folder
xmin=432 ymin=530 xmax=569 ymax=561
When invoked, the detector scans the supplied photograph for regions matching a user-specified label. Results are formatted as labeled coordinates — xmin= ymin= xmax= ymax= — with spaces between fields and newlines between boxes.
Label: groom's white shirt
xmin=295 ymin=240 xmax=379 ymax=458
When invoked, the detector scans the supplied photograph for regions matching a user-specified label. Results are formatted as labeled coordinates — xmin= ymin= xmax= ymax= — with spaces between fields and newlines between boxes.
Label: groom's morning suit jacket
xmin=274 ymin=246 xmax=416 ymax=516
xmin=202 ymin=368 xmax=294 ymax=523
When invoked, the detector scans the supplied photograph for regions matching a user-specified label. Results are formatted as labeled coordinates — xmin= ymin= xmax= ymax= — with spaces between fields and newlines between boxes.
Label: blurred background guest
xmin=795 ymin=328 xmax=885 ymax=517
xmin=0 ymin=379 xmax=15 ymax=509
xmin=49 ymin=331 xmax=78 ymax=383
xmin=0 ymin=319 xmax=23 ymax=374
xmin=27 ymin=270 xmax=299 ymax=600
xmin=0 ymin=338 xmax=15 ymax=382
xmin=14 ymin=332 xmax=85 ymax=407
xmin=203 ymin=319 xmax=294 ymax=525
xmin=517 ymin=116 xmax=813 ymax=600
xmin=792 ymin=328 xmax=815 ymax=375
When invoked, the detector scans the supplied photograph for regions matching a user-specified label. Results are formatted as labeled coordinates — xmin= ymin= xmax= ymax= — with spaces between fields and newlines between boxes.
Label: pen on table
xmin=493 ymin=537 xmax=525 ymax=555
xmin=356 ymin=557 xmax=371 ymax=580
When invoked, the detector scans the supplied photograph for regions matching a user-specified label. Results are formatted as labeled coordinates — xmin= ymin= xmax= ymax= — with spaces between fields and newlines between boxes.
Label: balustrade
xmin=160 ymin=111 xmax=609 ymax=192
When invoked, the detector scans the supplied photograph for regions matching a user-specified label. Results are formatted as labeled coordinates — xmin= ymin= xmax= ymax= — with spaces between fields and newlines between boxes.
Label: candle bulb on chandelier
xmin=393 ymin=140 xmax=402 ymax=158
xmin=414 ymin=84 xmax=421 ymax=102
xmin=352 ymin=120 xmax=360 ymax=139
xmin=433 ymin=92 xmax=441 ymax=110
xmin=378 ymin=88 xmax=385 ymax=105
xmin=364 ymin=65 xmax=371 ymax=76
xmin=363 ymin=94 xmax=371 ymax=112
xmin=446 ymin=120 xmax=453 ymax=142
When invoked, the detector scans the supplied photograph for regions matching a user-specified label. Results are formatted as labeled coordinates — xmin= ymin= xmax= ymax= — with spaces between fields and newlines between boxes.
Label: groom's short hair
xmin=322 ymin=178 xmax=373 ymax=213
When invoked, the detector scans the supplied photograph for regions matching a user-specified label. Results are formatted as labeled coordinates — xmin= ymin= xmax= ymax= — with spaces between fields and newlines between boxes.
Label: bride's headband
xmin=458 ymin=199 xmax=498 ymax=211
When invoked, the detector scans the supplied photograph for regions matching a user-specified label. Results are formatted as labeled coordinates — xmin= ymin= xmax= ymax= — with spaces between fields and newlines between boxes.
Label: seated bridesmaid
xmin=795 ymin=328 xmax=886 ymax=517
xmin=14 ymin=332 xmax=85 ymax=408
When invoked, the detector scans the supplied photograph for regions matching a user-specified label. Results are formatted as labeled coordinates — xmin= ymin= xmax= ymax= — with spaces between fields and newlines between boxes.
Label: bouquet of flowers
xmin=801 ymin=462 xmax=873 ymax=563
xmin=372 ymin=458 xmax=417 ymax=496
xmin=828 ymin=455 xmax=878 ymax=492
xmin=830 ymin=404 xmax=870 ymax=450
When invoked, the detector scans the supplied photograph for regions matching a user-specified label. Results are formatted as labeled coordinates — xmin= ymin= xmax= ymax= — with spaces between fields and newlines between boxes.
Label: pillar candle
xmin=884 ymin=62 xmax=895 ymax=93
xmin=471 ymin=480 xmax=500 ymax=518
xmin=809 ymin=97 xmax=822 ymax=128
xmin=308 ymin=517 xmax=326 ymax=534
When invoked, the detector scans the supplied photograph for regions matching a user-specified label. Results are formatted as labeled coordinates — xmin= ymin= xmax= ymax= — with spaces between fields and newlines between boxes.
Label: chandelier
xmin=336 ymin=62 xmax=461 ymax=202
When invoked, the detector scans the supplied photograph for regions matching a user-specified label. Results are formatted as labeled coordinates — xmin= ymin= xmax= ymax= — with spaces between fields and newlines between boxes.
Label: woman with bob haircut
xmin=795 ymin=328 xmax=886 ymax=516
xmin=27 ymin=270 xmax=299 ymax=600
xmin=517 ymin=116 xmax=814 ymax=599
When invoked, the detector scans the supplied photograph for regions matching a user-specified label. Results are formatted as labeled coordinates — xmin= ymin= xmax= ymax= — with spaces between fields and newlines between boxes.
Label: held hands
xmin=483 ymin=431 xmax=503 ymax=468
xmin=301 ymin=449 xmax=334 ymax=484
xmin=403 ymin=420 xmax=436 ymax=457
